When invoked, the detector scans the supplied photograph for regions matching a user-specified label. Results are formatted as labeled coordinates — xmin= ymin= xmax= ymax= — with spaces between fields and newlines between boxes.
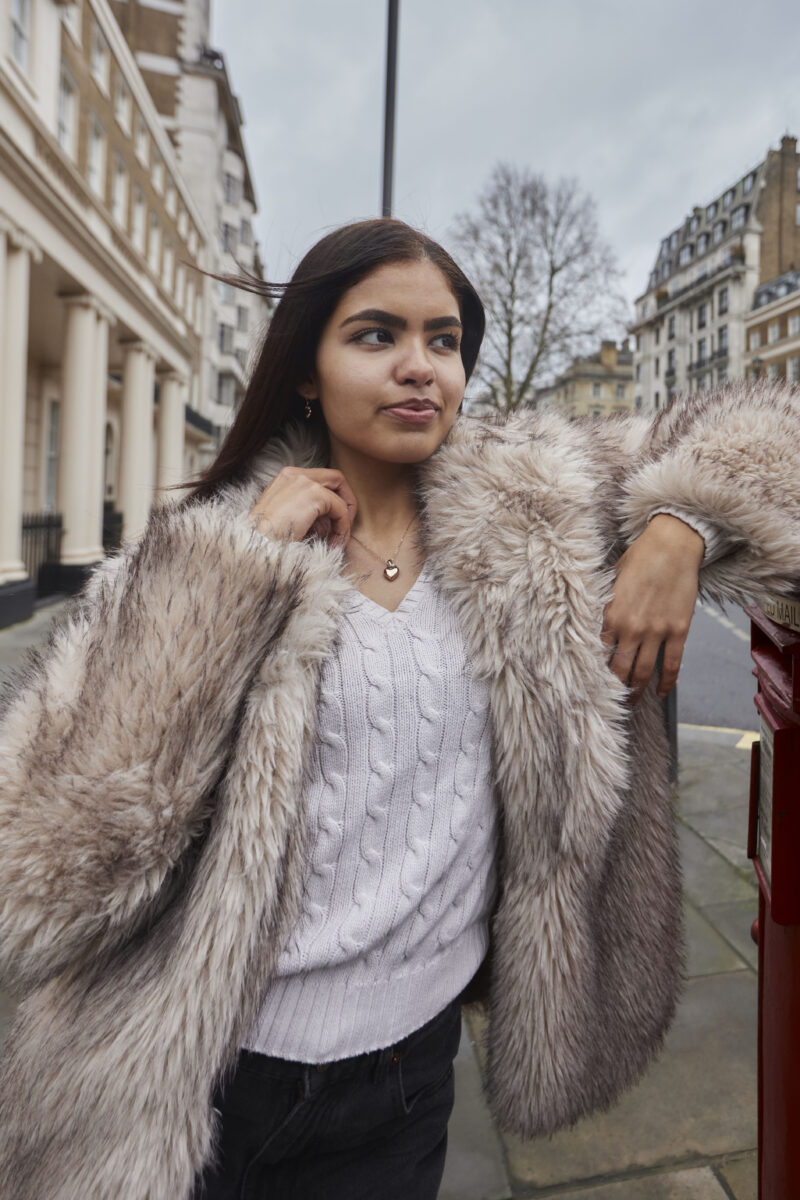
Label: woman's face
xmin=300 ymin=259 xmax=467 ymax=465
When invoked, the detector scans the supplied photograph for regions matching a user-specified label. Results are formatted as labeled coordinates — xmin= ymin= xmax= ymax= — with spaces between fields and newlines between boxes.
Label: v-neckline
xmin=345 ymin=561 xmax=430 ymax=624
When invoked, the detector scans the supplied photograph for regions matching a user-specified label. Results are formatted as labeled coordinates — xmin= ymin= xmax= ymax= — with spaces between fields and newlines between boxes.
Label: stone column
xmin=0 ymin=235 xmax=31 ymax=585
xmin=89 ymin=306 xmax=113 ymax=544
xmin=155 ymin=371 xmax=187 ymax=504
xmin=58 ymin=296 xmax=105 ymax=571
xmin=118 ymin=342 xmax=156 ymax=540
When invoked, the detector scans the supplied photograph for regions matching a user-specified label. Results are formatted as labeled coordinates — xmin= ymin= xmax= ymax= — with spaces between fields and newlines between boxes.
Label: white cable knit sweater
xmin=242 ymin=563 xmax=499 ymax=1063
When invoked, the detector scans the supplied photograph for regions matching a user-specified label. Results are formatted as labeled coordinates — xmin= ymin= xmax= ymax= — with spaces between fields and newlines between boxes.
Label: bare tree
xmin=449 ymin=163 xmax=629 ymax=416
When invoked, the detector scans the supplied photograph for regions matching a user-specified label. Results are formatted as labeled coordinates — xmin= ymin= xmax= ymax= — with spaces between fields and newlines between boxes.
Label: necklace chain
xmin=348 ymin=512 xmax=418 ymax=582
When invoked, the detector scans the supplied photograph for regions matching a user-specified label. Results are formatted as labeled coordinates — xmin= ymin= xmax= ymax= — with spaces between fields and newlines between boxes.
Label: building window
xmin=162 ymin=239 xmax=174 ymax=291
xmin=114 ymin=74 xmax=132 ymax=134
xmin=87 ymin=115 xmax=107 ymax=199
xmin=635 ymin=333 xmax=641 ymax=351
xmin=152 ymin=152 xmax=165 ymax=195
xmin=718 ymin=368 xmax=727 ymax=385
xmin=45 ymin=399 xmax=60 ymax=511
xmin=713 ymin=221 xmax=725 ymax=244
xmin=147 ymin=211 xmax=161 ymax=273
xmin=789 ymin=314 xmax=800 ymax=337
xmin=134 ymin=113 xmax=149 ymax=167
xmin=11 ymin=0 xmax=30 ymax=71
xmin=61 ymin=1 xmax=82 ymax=44
xmin=223 ymin=173 xmax=241 ymax=205
xmin=768 ymin=321 xmax=780 ymax=344
xmin=165 ymin=184 xmax=177 ymax=218
xmin=654 ymin=391 xmax=660 ymax=410
xmin=111 ymin=154 xmax=128 ymax=227
xmin=668 ymin=315 xmax=675 ymax=339
xmin=697 ymin=233 xmax=709 ymax=255
xmin=635 ymin=395 xmax=642 ymax=411
xmin=91 ymin=20 xmax=111 ymax=94
xmin=615 ymin=383 xmax=626 ymax=398
xmin=177 ymin=209 xmax=188 ymax=240
xmin=240 ymin=219 xmax=252 ymax=247
xmin=707 ymin=202 xmax=718 ymax=221
xmin=236 ymin=304 xmax=249 ymax=333
xmin=669 ymin=232 xmax=678 ymax=251
xmin=718 ymin=287 xmax=728 ymax=315
xmin=750 ymin=330 xmax=761 ymax=350
xmin=679 ymin=244 xmax=693 ymax=266
xmin=796 ymin=202 xmax=800 ymax=227
xmin=743 ymin=172 xmax=755 ymax=195
xmin=57 ymin=62 xmax=78 ymax=160
xmin=654 ymin=325 xmax=661 ymax=345
xmin=218 ymin=373 xmax=237 ymax=407
xmin=731 ymin=205 xmax=747 ymax=230
xmin=689 ymin=216 xmax=699 ymax=234
xmin=698 ymin=304 xmax=707 ymax=329
xmin=634 ymin=362 xmax=641 ymax=381
xmin=789 ymin=356 xmax=800 ymax=382
xmin=188 ymin=229 xmax=198 ymax=256
xmin=697 ymin=338 xmax=707 ymax=365
xmin=723 ymin=188 xmax=734 ymax=209
xmin=186 ymin=276 xmax=195 ymax=322
xmin=654 ymin=357 xmax=660 ymax=377
xmin=221 ymin=224 xmax=238 ymax=254
xmin=218 ymin=280 xmax=235 ymax=304
xmin=218 ymin=323 xmax=235 ymax=354
xmin=718 ymin=325 xmax=728 ymax=353
xmin=667 ymin=348 xmax=675 ymax=372
xmin=767 ymin=363 xmax=779 ymax=380
xmin=132 ymin=186 xmax=145 ymax=251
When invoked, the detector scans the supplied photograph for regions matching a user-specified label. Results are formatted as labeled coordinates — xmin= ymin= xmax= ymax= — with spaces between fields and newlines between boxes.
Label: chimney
xmin=600 ymin=340 xmax=617 ymax=369
xmin=781 ymin=134 xmax=797 ymax=156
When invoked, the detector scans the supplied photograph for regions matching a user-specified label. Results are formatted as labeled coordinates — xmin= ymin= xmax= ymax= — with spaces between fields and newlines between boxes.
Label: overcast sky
xmin=211 ymin=0 xmax=800 ymax=336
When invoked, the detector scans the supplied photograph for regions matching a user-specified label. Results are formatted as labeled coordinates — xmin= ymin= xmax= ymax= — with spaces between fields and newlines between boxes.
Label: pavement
xmin=0 ymin=601 xmax=761 ymax=1199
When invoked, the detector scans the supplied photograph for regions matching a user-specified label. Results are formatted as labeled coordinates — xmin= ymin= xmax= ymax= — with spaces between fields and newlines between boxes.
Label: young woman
xmin=0 ymin=219 xmax=797 ymax=1200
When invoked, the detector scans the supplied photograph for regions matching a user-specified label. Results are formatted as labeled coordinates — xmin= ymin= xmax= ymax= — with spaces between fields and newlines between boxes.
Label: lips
xmin=383 ymin=400 xmax=438 ymax=413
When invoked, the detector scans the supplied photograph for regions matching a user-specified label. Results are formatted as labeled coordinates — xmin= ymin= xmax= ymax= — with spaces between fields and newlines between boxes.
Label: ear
xmin=297 ymin=376 xmax=318 ymax=401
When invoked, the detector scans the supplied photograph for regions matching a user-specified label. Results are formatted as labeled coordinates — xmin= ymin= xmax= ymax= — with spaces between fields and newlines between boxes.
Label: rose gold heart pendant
xmin=383 ymin=561 xmax=399 ymax=581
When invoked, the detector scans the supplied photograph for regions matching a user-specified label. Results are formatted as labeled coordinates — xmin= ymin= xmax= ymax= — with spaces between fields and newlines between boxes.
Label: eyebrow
xmin=339 ymin=308 xmax=462 ymax=332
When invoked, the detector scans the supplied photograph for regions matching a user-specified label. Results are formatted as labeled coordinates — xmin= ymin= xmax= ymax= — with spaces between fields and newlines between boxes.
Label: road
xmin=678 ymin=599 xmax=757 ymax=732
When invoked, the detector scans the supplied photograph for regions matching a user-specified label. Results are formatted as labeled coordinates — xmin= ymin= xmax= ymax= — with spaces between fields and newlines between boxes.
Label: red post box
xmin=745 ymin=594 xmax=800 ymax=1200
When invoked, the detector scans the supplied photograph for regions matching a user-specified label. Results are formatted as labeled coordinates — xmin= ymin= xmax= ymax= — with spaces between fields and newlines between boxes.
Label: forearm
xmin=620 ymin=381 xmax=800 ymax=604
xmin=0 ymin=501 xmax=307 ymax=989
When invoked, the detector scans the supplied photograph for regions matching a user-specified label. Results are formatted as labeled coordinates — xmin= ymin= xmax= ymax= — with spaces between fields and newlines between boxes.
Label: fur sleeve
xmin=0 ymin=501 xmax=308 ymax=992
xmin=616 ymin=380 xmax=800 ymax=605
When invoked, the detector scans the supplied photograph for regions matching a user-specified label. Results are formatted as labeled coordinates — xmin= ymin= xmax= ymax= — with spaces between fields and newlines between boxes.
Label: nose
xmin=395 ymin=336 xmax=434 ymax=387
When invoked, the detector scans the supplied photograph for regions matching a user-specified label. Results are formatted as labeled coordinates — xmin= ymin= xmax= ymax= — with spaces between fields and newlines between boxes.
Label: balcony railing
xmin=21 ymin=512 xmax=63 ymax=598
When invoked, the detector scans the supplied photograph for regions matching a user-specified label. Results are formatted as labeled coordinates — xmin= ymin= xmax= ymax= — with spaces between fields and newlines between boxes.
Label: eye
xmin=352 ymin=327 xmax=394 ymax=346
xmin=431 ymin=332 xmax=460 ymax=351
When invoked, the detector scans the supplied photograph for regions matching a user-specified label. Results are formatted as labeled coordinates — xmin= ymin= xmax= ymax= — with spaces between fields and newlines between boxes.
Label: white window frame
xmin=789 ymin=356 xmax=800 ymax=383
xmin=90 ymin=19 xmax=111 ymax=95
xmin=731 ymin=205 xmax=747 ymax=230
xmin=152 ymin=153 xmax=165 ymax=196
xmin=114 ymin=73 xmax=132 ymax=135
xmin=57 ymin=61 xmax=78 ymax=161
xmin=723 ymin=188 xmax=734 ymax=209
xmin=162 ymin=238 xmax=174 ymax=292
xmin=11 ymin=0 xmax=31 ymax=72
xmin=111 ymin=153 xmax=128 ymax=228
xmin=175 ymin=263 xmax=185 ymax=309
xmin=165 ymin=184 xmax=177 ymax=218
xmin=87 ymin=114 xmax=107 ymax=199
xmin=147 ymin=211 xmax=161 ymax=274
xmin=750 ymin=330 xmax=761 ymax=351
xmin=718 ymin=325 xmax=728 ymax=353
xmin=713 ymin=221 xmax=725 ymax=245
xmin=134 ymin=112 xmax=149 ymax=167
xmin=767 ymin=363 xmax=779 ymax=380
xmin=61 ymin=1 xmax=82 ymax=46
xmin=788 ymin=314 xmax=800 ymax=337
xmin=768 ymin=321 xmax=780 ymax=344
xmin=132 ymin=186 xmax=146 ymax=252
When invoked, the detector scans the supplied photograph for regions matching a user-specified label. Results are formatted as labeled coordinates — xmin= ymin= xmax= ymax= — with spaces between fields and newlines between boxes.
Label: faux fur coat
xmin=0 ymin=382 xmax=798 ymax=1199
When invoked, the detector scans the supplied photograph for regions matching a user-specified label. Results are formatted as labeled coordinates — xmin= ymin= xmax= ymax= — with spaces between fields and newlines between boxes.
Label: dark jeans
xmin=193 ymin=997 xmax=463 ymax=1200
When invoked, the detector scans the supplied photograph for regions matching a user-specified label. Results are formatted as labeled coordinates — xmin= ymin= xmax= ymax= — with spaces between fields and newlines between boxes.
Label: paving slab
xmin=683 ymin=901 xmax=749 ymax=979
xmin=546 ymin=1166 xmax=728 ymax=1199
xmin=442 ymin=1020 xmax=512 ymax=1200
xmin=702 ymin=900 xmax=759 ymax=972
xmin=677 ymin=822 xmax=756 ymax=909
xmin=681 ymin=807 xmax=754 ymax=875
xmin=717 ymin=1151 xmax=757 ymax=1200
xmin=478 ymin=971 xmax=755 ymax=1191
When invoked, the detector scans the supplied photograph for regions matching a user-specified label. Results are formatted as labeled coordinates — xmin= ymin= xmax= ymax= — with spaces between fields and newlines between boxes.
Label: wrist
xmin=643 ymin=513 xmax=705 ymax=567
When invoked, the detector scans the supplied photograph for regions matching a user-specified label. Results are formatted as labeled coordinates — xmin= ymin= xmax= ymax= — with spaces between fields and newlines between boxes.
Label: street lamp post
xmin=381 ymin=0 xmax=399 ymax=217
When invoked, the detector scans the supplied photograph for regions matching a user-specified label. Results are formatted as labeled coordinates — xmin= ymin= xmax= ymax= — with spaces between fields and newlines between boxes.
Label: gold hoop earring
xmin=304 ymin=398 xmax=312 ymax=420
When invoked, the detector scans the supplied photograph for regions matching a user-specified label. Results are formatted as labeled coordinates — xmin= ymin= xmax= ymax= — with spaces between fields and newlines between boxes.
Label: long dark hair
xmin=173 ymin=218 xmax=485 ymax=506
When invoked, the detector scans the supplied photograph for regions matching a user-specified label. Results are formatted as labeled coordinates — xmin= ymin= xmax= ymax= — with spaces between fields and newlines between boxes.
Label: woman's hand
xmin=248 ymin=467 xmax=358 ymax=548
xmin=601 ymin=515 xmax=705 ymax=701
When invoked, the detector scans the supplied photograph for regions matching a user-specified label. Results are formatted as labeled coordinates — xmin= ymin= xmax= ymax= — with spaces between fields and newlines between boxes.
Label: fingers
xmin=656 ymin=636 xmax=686 ymax=699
